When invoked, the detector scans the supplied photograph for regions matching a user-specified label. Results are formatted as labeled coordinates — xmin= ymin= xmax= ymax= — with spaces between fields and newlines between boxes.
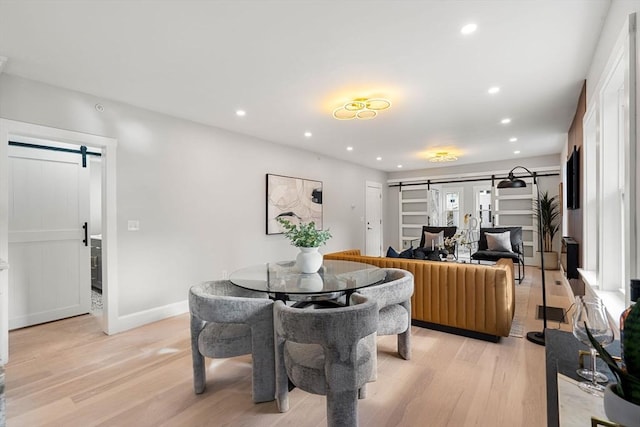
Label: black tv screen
xmin=566 ymin=146 xmax=579 ymax=210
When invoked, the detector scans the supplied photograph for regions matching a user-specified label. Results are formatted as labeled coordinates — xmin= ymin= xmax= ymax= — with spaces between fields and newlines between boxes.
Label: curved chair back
xmin=274 ymin=293 xmax=377 ymax=349
xmin=273 ymin=294 xmax=378 ymax=425
xmin=356 ymin=268 xmax=413 ymax=361
xmin=189 ymin=281 xmax=271 ymax=324
xmin=358 ymin=268 xmax=414 ymax=308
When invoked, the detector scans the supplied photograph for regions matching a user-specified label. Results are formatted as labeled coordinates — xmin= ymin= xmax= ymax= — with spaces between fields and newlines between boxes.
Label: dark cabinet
xmin=561 ymin=237 xmax=579 ymax=279
xmin=91 ymin=237 xmax=102 ymax=290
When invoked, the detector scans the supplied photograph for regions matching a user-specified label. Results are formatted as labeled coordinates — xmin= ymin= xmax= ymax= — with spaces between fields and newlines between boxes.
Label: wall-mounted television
xmin=566 ymin=146 xmax=580 ymax=210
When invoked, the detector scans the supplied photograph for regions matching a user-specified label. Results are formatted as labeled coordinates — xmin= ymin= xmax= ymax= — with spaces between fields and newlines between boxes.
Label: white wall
xmin=0 ymin=74 xmax=386 ymax=317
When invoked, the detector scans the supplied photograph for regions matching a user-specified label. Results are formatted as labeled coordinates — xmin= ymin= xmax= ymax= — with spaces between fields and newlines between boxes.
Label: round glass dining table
xmin=229 ymin=259 xmax=386 ymax=302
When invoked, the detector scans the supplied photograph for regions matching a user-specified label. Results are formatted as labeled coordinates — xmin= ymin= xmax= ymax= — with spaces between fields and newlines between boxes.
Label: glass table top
xmin=229 ymin=259 xmax=385 ymax=297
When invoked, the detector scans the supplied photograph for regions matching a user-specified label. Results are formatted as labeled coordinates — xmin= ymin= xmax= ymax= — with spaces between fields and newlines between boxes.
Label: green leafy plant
xmin=533 ymin=191 xmax=560 ymax=252
xmin=586 ymin=303 xmax=640 ymax=405
xmin=276 ymin=218 xmax=332 ymax=248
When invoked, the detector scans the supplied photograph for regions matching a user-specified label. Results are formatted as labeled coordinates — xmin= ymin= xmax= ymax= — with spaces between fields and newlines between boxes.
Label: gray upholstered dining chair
xmin=273 ymin=293 xmax=378 ymax=427
xmin=357 ymin=268 xmax=414 ymax=361
xmin=189 ymin=280 xmax=275 ymax=403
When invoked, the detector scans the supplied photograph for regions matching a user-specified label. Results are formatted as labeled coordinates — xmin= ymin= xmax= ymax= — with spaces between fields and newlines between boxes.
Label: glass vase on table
xmin=571 ymin=295 xmax=615 ymax=395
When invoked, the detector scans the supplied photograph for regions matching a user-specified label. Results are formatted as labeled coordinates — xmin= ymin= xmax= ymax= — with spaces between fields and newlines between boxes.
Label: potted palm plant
xmin=533 ymin=191 xmax=560 ymax=270
xmin=276 ymin=218 xmax=332 ymax=273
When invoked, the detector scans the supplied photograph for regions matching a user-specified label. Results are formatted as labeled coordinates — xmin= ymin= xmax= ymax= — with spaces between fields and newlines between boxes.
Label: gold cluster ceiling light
xmin=429 ymin=151 xmax=458 ymax=162
xmin=333 ymin=98 xmax=391 ymax=120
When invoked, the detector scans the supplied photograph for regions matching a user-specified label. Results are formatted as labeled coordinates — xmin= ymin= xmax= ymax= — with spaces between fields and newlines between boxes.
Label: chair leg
xmin=398 ymin=329 xmax=411 ymax=360
xmin=516 ymin=258 xmax=524 ymax=283
xmin=398 ymin=304 xmax=411 ymax=360
xmin=251 ymin=350 xmax=276 ymax=403
xmin=190 ymin=318 xmax=206 ymax=394
xmin=327 ymin=390 xmax=359 ymax=427
xmin=191 ymin=349 xmax=206 ymax=394
xmin=251 ymin=327 xmax=276 ymax=403
xmin=274 ymin=337 xmax=290 ymax=412
xmin=358 ymin=383 xmax=367 ymax=399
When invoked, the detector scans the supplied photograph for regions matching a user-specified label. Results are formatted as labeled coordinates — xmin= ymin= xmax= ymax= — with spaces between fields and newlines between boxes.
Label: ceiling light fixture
xmin=304 ymin=131 xmax=312 ymax=138
xmin=236 ymin=110 xmax=246 ymax=117
xmin=376 ymin=156 xmax=382 ymax=161
xmin=501 ymin=118 xmax=511 ymax=124
xmin=397 ymin=165 xmax=403 ymax=168
xmin=346 ymin=146 xmax=354 ymax=151
xmin=488 ymin=86 xmax=500 ymax=94
xmin=509 ymin=137 xmax=518 ymax=142
xmin=461 ymin=23 xmax=478 ymax=35
xmin=333 ymin=97 xmax=391 ymax=120
xmin=429 ymin=151 xmax=458 ymax=162
xmin=514 ymin=150 xmax=521 ymax=154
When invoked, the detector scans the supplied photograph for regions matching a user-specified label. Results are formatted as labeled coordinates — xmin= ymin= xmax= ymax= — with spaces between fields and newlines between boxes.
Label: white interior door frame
xmin=365 ymin=181 xmax=383 ymax=256
xmin=0 ymin=119 xmax=118 ymax=363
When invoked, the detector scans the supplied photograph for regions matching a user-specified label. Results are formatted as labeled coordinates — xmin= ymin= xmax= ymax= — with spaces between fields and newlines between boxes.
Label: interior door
xmin=8 ymin=145 xmax=91 ymax=329
xmin=365 ymin=182 xmax=383 ymax=256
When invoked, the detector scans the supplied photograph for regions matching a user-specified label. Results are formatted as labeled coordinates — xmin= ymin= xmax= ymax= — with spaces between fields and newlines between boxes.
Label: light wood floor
xmin=5 ymin=267 xmax=573 ymax=427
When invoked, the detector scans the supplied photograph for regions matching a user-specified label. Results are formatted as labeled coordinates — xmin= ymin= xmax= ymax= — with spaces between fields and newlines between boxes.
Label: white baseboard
xmin=109 ymin=299 xmax=189 ymax=334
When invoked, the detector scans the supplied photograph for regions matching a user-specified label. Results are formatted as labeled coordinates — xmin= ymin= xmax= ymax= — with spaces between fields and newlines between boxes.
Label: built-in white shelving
xmin=494 ymin=180 xmax=536 ymax=264
xmin=398 ymin=186 xmax=440 ymax=248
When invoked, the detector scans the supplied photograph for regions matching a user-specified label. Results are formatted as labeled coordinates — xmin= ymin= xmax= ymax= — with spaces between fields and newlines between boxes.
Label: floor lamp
xmin=497 ymin=166 xmax=547 ymax=346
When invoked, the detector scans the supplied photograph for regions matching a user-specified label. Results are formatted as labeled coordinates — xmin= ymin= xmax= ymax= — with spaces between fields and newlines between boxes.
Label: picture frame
xmin=266 ymin=174 xmax=323 ymax=235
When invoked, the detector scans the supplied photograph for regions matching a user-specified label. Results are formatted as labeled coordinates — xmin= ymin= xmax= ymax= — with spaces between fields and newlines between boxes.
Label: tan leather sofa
xmin=324 ymin=249 xmax=515 ymax=341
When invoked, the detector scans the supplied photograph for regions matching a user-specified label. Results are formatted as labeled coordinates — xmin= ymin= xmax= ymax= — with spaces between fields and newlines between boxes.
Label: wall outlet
xmin=222 ymin=270 xmax=228 ymax=279
xmin=127 ymin=220 xmax=140 ymax=231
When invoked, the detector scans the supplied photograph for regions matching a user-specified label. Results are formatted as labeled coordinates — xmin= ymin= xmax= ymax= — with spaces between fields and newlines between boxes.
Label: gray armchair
xmin=274 ymin=293 xmax=378 ymax=427
xmin=189 ymin=280 xmax=275 ymax=403
xmin=357 ymin=268 xmax=413 ymax=361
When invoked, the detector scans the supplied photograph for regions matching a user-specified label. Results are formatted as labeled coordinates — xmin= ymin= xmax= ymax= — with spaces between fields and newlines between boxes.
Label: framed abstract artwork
xmin=266 ymin=174 xmax=323 ymax=234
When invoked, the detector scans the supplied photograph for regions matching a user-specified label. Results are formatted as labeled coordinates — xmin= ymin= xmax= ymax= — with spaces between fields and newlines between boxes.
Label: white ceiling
xmin=0 ymin=0 xmax=611 ymax=171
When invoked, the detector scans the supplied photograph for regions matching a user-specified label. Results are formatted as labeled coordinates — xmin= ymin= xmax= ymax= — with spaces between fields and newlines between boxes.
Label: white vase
xmin=296 ymin=247 xmax=323 ymax=274
xmin=604 ymin=384 xmax=640 ymax=427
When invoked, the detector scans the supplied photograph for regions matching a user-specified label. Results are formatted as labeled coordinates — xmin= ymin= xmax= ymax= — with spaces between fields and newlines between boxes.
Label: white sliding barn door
xmin=8 ymin=146 xmax=91 ymax=329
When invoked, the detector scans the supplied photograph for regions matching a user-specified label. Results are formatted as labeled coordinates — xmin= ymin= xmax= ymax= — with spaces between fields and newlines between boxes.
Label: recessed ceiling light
xmin=236 ymin=110 xmax=246 ymax=117
xmin=488 ymin=86 xmax=500 ymax=94
xmin=397 ymin=164 xmax=403 ymax=168
xmin=346 ymin=146 xmax=354 ymax=151
xmin=514 ymin=150 xmax=521 ymax=154
xmin=501 ymin=118 xmax=511 ymax=124
xmin=376 ymin=156 xmax=382 ymax=161
xmin=461 ymin=23 xmax=477 ymax=35
xmin=509 ymin=137 xmax=518 ymax=142
xmin=304 ymin=131 xmax=312 ymax=138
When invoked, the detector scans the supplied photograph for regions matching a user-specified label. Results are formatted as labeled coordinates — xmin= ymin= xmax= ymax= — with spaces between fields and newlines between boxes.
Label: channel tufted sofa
xmin=324 ymin=249 xmax=515 ymax=341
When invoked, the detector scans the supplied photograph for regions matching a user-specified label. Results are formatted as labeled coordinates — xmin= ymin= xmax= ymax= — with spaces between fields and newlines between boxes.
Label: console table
xmin=545 ymin=329 xmax=620 ymax=427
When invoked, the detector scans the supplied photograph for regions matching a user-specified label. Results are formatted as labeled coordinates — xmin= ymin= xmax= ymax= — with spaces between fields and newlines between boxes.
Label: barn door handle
xmin=82 ymin=222 xmax=88 ymax=247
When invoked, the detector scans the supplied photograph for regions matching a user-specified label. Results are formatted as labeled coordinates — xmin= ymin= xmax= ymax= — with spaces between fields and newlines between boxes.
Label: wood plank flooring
xmin=5 ymin=266 xmax=573 ymax=426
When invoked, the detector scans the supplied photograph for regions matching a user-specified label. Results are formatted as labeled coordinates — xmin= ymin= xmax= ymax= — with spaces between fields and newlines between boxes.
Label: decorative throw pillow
xmin=486 ymin=231 xmax=513 ymax=252
xmin=386 ymin=246 xmax=400 ymax=258
xmin=422 ymin=231 xmax=444 ymax=249
xmin=399 ymin=246 xmax=414 ymax=259
xmin=413 ymin=248 xmax=426 ymax=260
